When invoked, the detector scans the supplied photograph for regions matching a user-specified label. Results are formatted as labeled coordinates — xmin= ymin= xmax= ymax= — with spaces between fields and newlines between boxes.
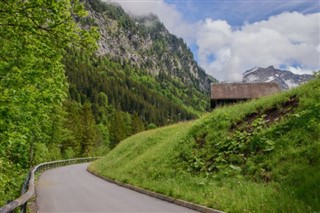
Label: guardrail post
xmin=5 ymin=201 xmax=13 ymax=213
xmin=20 ymin=202 xmax=26 ymax=213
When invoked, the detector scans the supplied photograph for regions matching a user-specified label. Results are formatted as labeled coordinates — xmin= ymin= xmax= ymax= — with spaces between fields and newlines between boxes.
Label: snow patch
xmin=288 ymin=66 xmax=313 ymax=75
xmin=284 ymin=79 xmax=298 ymax=89
xmin=244 ymin=67 xmax=259 ymax=75
xmin=266 ymin=76 xmax=275 ymax=82
xmin=246 ymin=74 xmax=259 ymax=82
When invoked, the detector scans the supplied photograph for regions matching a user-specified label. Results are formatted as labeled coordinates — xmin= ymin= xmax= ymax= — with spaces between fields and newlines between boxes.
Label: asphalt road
xmin=36 ymin=163 xmax=198 ymax=213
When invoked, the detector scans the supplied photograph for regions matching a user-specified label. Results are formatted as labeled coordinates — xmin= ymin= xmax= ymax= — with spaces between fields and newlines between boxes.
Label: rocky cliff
xmin=82 ymin=0 xmax=215 ymax=92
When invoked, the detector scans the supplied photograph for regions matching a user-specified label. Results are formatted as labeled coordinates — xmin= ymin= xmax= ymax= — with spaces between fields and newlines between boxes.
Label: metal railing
xmin=0 ymin=157 xmax=100 ymax=213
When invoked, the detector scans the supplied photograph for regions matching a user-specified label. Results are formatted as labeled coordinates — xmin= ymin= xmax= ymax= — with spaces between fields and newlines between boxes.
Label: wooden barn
xmin=211 ymin=82 xmax=280 ymax=108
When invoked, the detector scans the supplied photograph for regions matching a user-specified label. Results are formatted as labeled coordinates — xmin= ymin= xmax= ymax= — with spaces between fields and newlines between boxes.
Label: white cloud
xmin=106 ymin=0 xmax=196 ymax=43
xmin=287 ymin=66 xmax=314 ymax=75
xmin=197 ymin=12 xmax=320 ymax=81
xmin=243 ymin=12 xmax=319 ymax=46
xmin=197 ymin=19 xmax=232 ymax=57
xmin=104 ymin=1 xmax=320 ymax=82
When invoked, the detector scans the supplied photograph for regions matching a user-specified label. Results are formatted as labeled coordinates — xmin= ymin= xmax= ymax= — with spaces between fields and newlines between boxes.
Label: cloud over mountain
xmin=106 ymin=0 xmax=320 ymax=82
xmin=105 ymin=0 xmax=196 ymax=43
xmin=198 ymin=12 xmax=319 ymax=81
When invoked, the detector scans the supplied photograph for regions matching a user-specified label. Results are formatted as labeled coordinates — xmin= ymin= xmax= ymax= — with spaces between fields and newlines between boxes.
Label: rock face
xmin=243 ymin=66 xmax=313 ymax=90
xmin=82 ymin=0 xmax=215 ymax=92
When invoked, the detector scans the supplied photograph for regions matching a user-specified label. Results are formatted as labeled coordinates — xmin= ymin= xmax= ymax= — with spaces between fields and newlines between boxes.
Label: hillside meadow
xmin=89 ymin=78 xmax=320 ymax=212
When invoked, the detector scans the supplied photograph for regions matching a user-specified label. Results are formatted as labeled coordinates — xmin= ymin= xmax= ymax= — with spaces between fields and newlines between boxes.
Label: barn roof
xmin=211 ymin=82 xmax=280 ymax=100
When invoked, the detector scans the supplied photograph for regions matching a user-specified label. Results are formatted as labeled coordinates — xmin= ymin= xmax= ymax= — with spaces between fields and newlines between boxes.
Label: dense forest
xmin=0 ymin=0 xmax=98 ymax=204
xmin=0 ymin=0 xmax=213 ymax=205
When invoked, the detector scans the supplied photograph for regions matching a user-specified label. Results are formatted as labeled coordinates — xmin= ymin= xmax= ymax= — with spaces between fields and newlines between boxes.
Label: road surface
xmin=36 ymin=163 xmax=198 ymax=213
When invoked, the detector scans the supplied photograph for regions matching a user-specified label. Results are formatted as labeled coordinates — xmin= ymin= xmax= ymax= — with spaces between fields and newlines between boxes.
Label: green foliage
xmin=147 ymin=123 xmax=158 ymax=129
xmin=64 ymin=51 xmax=199 ymax=126
xmin=63 ymin=47 xmax=206 ymax=148
xmin=85 ymin=0 xmax=213 ymax=112
xmin=63 ymin=147 xmax=76 ymax=159
xmin=62 ymin=100 xmax=107 ymax=157
xmin=0 ymin=0 xmax=212 ymax=206
xmin=131 ymin=113 xmax=145 ymax=134
xmin=81 ymin=102 xmax=99 ymax=156
xmin=90 ymin=79 xmax=320 ymax=212
xmin=97 ymin=123 xmax=110 ymax=148
xmin=59 ymin=0 xmax=214 ymax=151
xmin=109 ymin=111 xmax=130 ymax=148
xmin=33 ymin=143 xmax=50 ymax=165
xmin=0 ymin=0 xmax=97 ymax=205
xmin=0 ymin=158 xmax=25 ymax=206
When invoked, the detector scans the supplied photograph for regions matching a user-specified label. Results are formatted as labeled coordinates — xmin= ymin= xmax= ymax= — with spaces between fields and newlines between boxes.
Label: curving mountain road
xmin=36 ymin=163 xmax=198 ymax=213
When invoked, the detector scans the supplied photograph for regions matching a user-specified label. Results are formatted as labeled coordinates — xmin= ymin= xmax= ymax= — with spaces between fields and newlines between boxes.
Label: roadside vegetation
xmin=89 ymin=77 xmax=320 ymax=212
xmin=0 ymin=0 xmax=210 ymax=206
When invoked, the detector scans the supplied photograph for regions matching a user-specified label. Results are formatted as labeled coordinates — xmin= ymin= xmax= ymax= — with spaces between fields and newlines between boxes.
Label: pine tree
xmin=109 ymin=111 xmax=127 ymax=148
xmin=81 ymin=102 xmax=99 ymax=156
xmin=131 ymin=113 xmax=145 ymax=134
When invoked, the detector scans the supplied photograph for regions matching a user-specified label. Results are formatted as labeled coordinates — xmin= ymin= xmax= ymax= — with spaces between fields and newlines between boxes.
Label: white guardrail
xmin=0 ymin=157 xmax=101 ymax=213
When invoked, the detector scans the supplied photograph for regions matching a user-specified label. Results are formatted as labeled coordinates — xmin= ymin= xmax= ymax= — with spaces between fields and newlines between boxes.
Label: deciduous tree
xmin=0 ymin=0 xmax=97 ymax=205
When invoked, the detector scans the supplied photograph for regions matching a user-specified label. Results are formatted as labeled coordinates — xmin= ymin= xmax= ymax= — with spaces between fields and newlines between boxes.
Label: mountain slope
xmin=71 ymin=0 xmax=217 ymax=116
xmin=90 ymin=78 xmax=320 ymax=212
xmin=83 ymin=0 xmax=214 ymax=92
xmin=243 ymin=66 xmax=313 ymax=90
xmin=61 ymin=0 xmax=217 ymax=149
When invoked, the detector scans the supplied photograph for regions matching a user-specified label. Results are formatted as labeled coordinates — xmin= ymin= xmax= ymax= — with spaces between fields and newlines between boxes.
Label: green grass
xmin=89 ymin=78 xmax=320 ymax=212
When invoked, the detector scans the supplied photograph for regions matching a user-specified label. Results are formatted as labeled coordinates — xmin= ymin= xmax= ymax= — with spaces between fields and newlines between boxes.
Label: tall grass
xmin=89 ymin=78 xmax=320 ymax=212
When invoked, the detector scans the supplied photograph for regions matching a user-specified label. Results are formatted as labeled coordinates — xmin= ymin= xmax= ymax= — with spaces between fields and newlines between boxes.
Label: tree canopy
xmin=0 ymin=0 xmax=97 ymax=204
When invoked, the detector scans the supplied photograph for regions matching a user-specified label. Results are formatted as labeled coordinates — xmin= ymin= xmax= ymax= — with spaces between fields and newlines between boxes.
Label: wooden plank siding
xmin=211 ymin=83 xmax=280 ymax=108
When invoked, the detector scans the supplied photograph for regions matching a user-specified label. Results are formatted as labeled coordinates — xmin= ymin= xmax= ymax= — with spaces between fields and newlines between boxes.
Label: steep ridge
xmin=243 ymin=66 xmax=313 ymax=90
xmin=83 ymin=0 xmax=215 ymax=92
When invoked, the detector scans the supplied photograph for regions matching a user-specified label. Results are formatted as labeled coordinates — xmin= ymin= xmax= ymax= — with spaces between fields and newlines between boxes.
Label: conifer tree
xmin=81 ymin=102 xmax=99 ymax=156
xmin=132 ymin=113 xmax=145 ymax=134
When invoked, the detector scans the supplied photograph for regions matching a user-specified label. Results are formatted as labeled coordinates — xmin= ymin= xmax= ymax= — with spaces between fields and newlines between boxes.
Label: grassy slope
xmin=89 ymin=78 xmax=320 ymax=212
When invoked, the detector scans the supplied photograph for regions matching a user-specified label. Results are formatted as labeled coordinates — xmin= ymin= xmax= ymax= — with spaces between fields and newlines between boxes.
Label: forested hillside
xmin=0 ymin=0 xmax=214 ymax=205
xmin=62 ymin=0 xmax=217 ymax=149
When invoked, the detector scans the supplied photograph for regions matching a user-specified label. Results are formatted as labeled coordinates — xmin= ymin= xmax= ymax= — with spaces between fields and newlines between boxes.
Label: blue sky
xmin=166 ymin=0 xmax=320 ymax=63
xmin=109 ymin=0 xmax=320 ymax=81
xmin=166 ymin=0 xmax=319 ymax=26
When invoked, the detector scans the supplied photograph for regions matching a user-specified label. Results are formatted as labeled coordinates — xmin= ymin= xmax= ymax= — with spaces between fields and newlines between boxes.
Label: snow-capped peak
xmin=242 ymin=66 xmax=313 ymax=90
